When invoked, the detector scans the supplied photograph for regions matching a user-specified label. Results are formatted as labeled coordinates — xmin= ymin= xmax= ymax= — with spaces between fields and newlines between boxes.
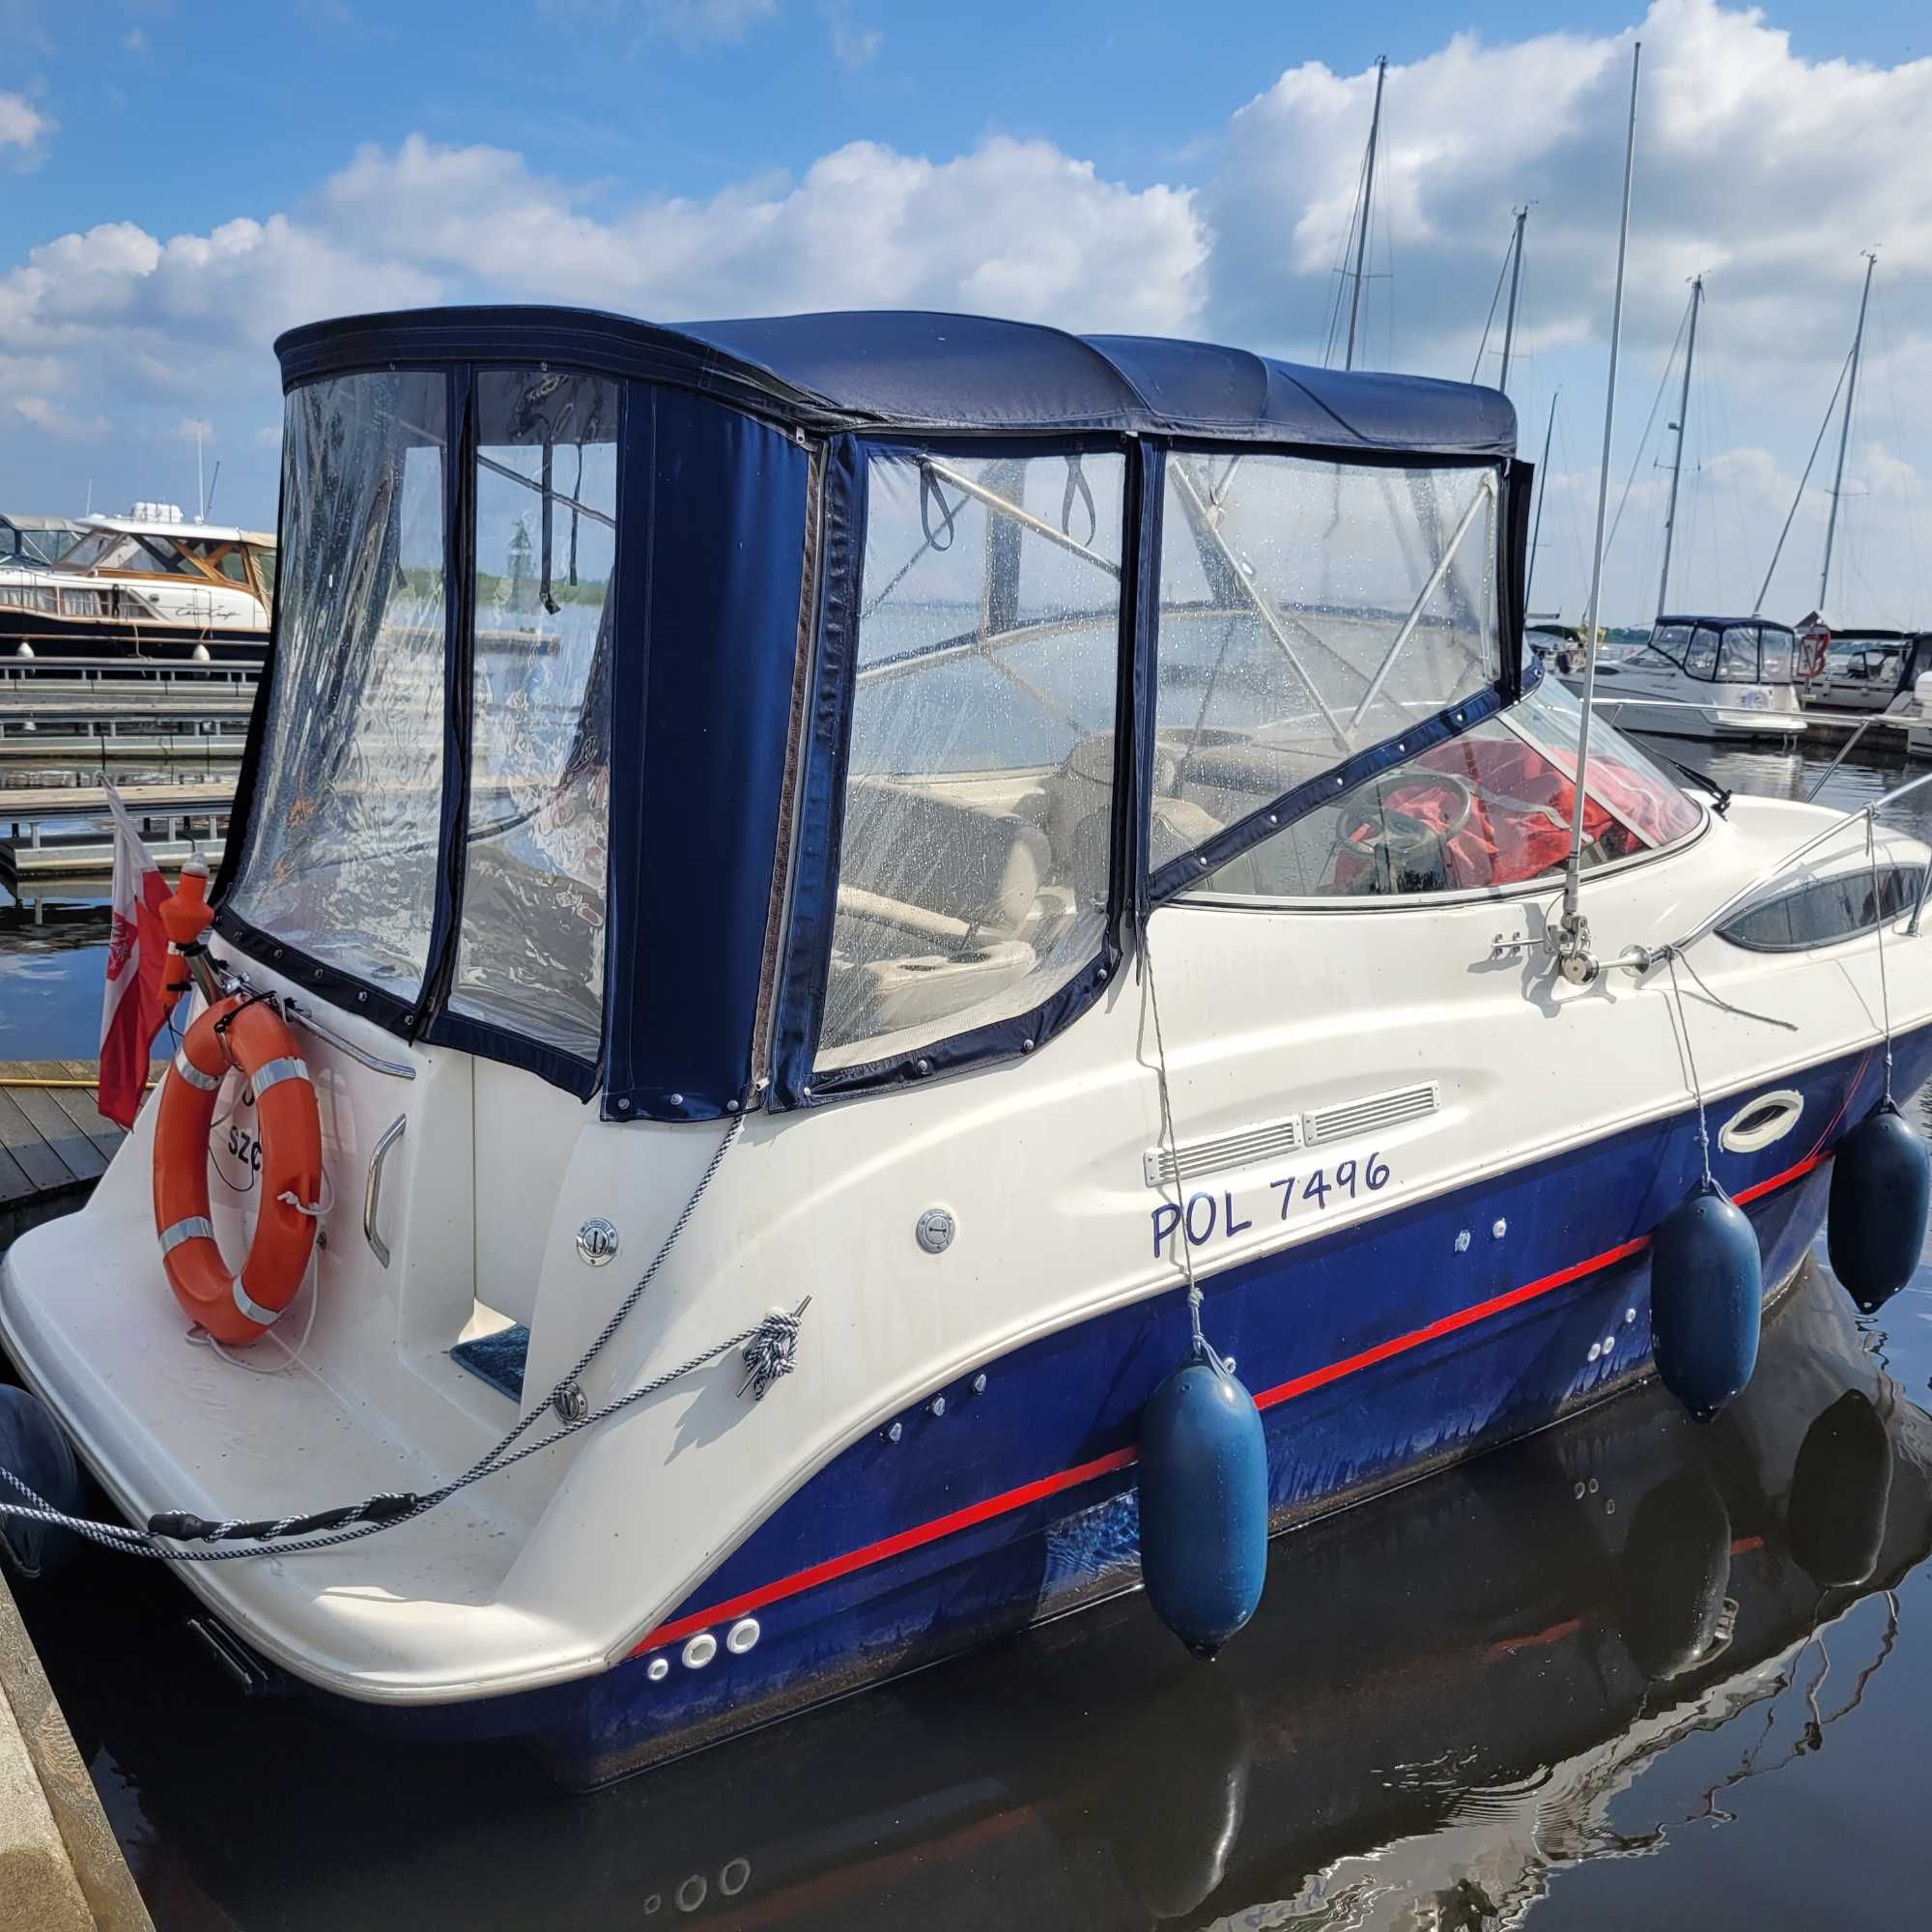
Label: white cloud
xmin=821 ymin=1 xmax=880 ymax=71
xmin=1 ymin=0 xmax=1927 ymax=627
xmin=321 ymin=130 xmax=1206 ymax=330
xmin=0 ymin=89 xmax=53 ymax=166
xmin=639 ymin=0 xmax=777 ymax=46
xmin=14 ymin=395 xmax=108 ymax=440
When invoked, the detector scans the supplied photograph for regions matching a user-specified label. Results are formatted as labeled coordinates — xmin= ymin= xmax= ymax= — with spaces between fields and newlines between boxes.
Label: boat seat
xmin=838 ymin=780 xmax=1052 ymax=940
xmin=823 ymin=781 xmax=1059 ymax=1061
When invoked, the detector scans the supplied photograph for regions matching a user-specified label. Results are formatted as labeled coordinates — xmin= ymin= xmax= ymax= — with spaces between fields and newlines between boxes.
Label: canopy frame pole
xmin=1165 ymin=459 xmax=1350 ymax=749
xmin=922 ymin=460 xmax=1121 ymax=581
xmin=1554 ymin=40 xmax=1640 ymax=977
xmin=1347 ymin=472 xmax=1495 ymax=729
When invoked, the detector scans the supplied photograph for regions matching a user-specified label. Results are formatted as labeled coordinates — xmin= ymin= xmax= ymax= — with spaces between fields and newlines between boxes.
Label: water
xmin=8 ymin=725 xmax=1932 ymax=1929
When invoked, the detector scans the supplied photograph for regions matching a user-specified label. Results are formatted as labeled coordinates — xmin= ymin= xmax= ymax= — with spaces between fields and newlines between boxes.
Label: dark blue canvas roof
xmin=275 ymin=305 xmax=1516 ymax=458
xmin=1658 ymin=613 xmax=1799 ymax=630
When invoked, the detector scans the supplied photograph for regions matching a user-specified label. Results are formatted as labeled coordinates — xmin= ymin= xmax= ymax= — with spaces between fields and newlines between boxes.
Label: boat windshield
xmin=1146 ymin=452 xmax=1501 ymax=880
xmin=1190 ymin=672 xmax=1701 ymax=900
xmin=57 ymin=530 xmax=200 ymax=576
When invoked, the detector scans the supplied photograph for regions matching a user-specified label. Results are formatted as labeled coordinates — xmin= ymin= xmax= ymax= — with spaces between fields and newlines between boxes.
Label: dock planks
xmin=0 ymin=1059 xmax=156 ymax=1247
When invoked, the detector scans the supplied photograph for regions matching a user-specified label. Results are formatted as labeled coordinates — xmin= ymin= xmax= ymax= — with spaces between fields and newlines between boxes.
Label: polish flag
xmin=98 ymin=782 xmax=172 ymax=1128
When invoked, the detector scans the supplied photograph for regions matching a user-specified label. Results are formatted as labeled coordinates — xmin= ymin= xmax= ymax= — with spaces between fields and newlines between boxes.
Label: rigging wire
xmin=1604 ymin=297 xmax=1691 ymax=564
xmin=1321 ymin=124 xmax=1375 ymax=369
xmin=1869 ymin=277 xmax=1925 ymax=624
xmin=1753 ymin=347 xmax=1853 ymax=613
xmin=1469 ymin=221 xmax=1517 ymax=384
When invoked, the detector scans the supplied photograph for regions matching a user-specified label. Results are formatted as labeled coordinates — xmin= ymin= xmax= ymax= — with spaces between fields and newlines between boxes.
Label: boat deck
xmin=0 ymin=1060 xmax=154 ymax=1248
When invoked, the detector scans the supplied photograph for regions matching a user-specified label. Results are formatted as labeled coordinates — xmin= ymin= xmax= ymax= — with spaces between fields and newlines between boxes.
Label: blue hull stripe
xmin=633 ymin=1139 xmax=1834 ymax=1655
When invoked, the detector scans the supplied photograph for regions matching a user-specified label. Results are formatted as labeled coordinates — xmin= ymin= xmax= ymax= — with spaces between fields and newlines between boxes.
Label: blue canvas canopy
xmin=219 ymin=307 xmax=1528 ymax=1121
xmin=275 ymin=306 xmax=1517 ymax=454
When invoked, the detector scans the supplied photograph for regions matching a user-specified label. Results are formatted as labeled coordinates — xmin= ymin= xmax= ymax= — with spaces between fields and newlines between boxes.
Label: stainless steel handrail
xmin=363 ymin=1115 xmax=407 ymax=1269
xmin=283 ymin=999 xmax=417 ymax=1080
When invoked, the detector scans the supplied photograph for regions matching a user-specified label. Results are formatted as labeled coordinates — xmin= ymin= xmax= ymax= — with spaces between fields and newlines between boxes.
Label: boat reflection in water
xmin=38 ymin=1257 xmax=1930 ymax=1929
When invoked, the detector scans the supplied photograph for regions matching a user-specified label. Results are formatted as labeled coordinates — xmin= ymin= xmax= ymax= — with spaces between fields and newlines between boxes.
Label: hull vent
xmin=1303 ymin=1081 xmax=1439 ymax=1147
xmin=1144 ymin=1114 xmax=1302 ymax=1188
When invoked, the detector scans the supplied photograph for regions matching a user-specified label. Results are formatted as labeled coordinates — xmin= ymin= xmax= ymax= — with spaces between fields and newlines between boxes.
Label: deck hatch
xmin=1302 ymin=1081 xmax=1439 ymax=1147
xmin=1144 ymin=1114 xmax=1303 ymax=1188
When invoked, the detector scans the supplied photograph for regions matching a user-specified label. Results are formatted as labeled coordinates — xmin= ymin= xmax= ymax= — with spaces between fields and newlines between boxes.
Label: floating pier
xmin=0 ymin=1567 xmax=155 ymax=1930
xmin=0 ymin=1062 xmax=148 ymax=1250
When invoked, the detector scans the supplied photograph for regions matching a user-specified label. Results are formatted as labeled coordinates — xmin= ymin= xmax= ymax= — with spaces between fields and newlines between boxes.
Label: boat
xmin=1559 ymin=613 xmax=1809 ymax=742
xmin=2 ymin=304 xmax=1930 ymax=1787
xmin=1797 ymin=621 xmax=1930 ymax=722
xmin=0 ymin=513 xmax=81 ymax=573
xmin=35 ymin=1258 xmax=1929 ymax=1925
xmin=0 ymin=503 xmax=274 ymax=665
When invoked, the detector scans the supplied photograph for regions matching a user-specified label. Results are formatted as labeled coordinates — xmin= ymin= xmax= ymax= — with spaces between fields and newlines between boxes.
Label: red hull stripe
xmin=632 ymin=1152 xmax=1827 ymax=1656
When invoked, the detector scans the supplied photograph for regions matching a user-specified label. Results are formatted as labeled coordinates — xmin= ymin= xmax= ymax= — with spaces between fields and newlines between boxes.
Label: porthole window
xmin=1718 ymin=864 xmax=1923 ymax=952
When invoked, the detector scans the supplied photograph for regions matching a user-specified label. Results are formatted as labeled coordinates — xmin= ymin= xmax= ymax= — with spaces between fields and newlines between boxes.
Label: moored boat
xmin=1 ymin=306 xmax=1929 ymax=1786
xmin=0 ymin=503 xmax=273 ymax=665
xmin=1560 ymin=612 xmax=1809 ymax=743
xmin=0 ymin=512 xmax=82 ymax=573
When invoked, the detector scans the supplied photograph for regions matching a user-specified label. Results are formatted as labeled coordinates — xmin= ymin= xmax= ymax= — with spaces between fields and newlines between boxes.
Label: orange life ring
xmin=153 ymin=994 xmax=324 ymax=1346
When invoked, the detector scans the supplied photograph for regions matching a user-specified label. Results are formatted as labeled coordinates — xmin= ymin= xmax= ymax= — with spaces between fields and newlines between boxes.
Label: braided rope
xmin=0 ymin=1117 xmax=786 ymax=1562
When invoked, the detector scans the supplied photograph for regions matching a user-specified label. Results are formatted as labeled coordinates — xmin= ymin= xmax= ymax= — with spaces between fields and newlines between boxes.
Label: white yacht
xmin=0 ymin=502 xmax=274 ymax=665
xmin=1561 ymin=613 xmax=1808 ymax=743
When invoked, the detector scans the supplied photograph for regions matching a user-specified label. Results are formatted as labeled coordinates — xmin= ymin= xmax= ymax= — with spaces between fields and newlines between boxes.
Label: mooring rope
xmin=0 ymin=1114 xmax=805 ymax=1562
xmin=1665 ymin=949 xmax=1716 ymax=1191
xmin=1140 ymin=923 xmax=1228 ymax=1375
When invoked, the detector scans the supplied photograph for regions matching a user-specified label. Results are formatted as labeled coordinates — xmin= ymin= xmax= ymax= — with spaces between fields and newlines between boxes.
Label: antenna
xmin=1554 ymin=40 xmax=1641 ymax=973
xmin=205 ymin=460 xmax=222 ymax=524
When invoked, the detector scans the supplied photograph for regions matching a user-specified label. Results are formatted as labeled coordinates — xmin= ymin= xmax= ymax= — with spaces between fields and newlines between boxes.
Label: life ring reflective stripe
xmin=152 ymin=994 xmax=324 ymax=1346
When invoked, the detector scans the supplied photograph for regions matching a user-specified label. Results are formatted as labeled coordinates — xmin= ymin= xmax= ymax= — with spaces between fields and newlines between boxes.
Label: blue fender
xmin=1788 ymin=1389 xmax=1892 ymax=1588
xmin=1138 ymin=1359 xmax=1267 ymax=1658
xmin=1650 ymin=1182 xmax=1762 ymax=1423
xmin=0 ymin=1384 xmax=82 ymax=1581
xmin=1827 ymin=1101 xmax=1930 ymax=1314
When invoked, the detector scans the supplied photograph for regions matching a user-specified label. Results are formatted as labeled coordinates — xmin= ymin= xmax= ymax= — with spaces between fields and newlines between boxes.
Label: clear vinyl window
xmin=447 ymin=371 xmax=620 ymax=1062
xmin=815 ymin=446 xmax=1126 ymax=1073
xmin=227 ymin=372 xmax=449 ymax=995
xmin=1190 ymin=676 xmax=1702 ymax=901
xmin=1150 ymin=454 xmax=1499 ymax=877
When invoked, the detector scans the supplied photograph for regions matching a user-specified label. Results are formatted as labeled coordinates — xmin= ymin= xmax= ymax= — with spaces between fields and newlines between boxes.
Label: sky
xmin=2 ymin=0 xmax=1929 ymax=628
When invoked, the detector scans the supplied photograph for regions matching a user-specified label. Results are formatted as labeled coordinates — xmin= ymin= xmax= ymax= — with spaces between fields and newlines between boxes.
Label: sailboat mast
xmin=1656 ymin=274 xmax=1703 ymax=616
xmin=1819 ymin=248 xmax=1876 ymax=611
xmin=1344 ymin=56 xmax=1388 ymax=373
xmin=1525 ymin=390 xmax=1557 ymax=611
xmin=1497 ymin=207 xmax=1527 ymax=396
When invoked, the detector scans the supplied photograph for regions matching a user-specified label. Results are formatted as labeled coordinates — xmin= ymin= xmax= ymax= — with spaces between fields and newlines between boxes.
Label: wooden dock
xmin=0 ymin=691 xmax=255 ymax=726
xmin=0 ymin=779 xmax=234 ymax=834
xmin=0 ymin=1061 xmax=154 ymax=1248
xmin=0 ymin=733 xmax=245 ymax=774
